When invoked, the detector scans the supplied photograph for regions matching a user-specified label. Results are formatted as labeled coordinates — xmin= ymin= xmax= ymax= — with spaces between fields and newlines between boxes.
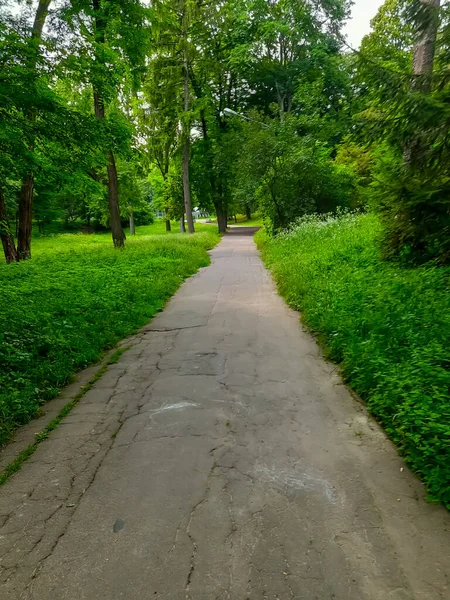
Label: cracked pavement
xmin=1 ymin=227 xmax=449 ymax=599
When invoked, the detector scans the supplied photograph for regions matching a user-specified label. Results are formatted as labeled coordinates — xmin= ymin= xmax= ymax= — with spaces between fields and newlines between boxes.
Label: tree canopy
xmin=1 ymin=0 xmax=449 ymax=263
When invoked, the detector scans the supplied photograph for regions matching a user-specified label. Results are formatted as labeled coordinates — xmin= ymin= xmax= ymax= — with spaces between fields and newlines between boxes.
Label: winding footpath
xmin=1 ymin=227 xmax=449 ymax=599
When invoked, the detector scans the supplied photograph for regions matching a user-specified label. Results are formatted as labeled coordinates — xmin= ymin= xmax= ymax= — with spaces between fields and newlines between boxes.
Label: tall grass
xmin=256 ymin=213 xmax=450 ymax=508
xmin=0 ymin=225 xmax=219 ymax=445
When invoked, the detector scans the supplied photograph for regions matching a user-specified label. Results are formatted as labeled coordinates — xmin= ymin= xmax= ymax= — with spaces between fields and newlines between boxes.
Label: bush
xmin=256 ymin=212 xmax=450 ymax=507
xmin=232 ymin=117 xmax=357 ymax=233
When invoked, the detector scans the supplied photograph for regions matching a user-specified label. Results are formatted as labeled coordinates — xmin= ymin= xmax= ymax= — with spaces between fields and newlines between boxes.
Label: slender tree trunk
xmin=234 ymin=214 xmax=237 ymax=223
xmin=93 ymin=91 xmax=125 ymax=248
xmin=106 ymin=151 xmax=126 ymax=247
xmin=92 ymin=1 xmax=125 ymax=248
xmin=216 ymin=204 xmax=227 ymax=233
xmin=245 ymin=205 xmax=251 ymax=221
xmin=129 ymin=211 xmax=135 ymax=235
xmin=404 ymin=0 xmax=441 ymax=165
xmin=199 ymin=109 xmax=229 ymax=234
xmin=161 ymin=172 xmax=171 ymax=232
xmin=17 ymin=174 xmax=34 ymax=259
xmin=0 ymin=187 xmax=18 ymax=263
xmin=411 ymin=0 xmax=441 ymax=91
xmin=33 ymin=0 xmax=51 ymax=36
xmin=16 ymin=0 xmax=52 ymax=261
xmin=183 ymin=58 xmax=195 ymax=234
xmin=180 ymin=215 xmax=186 ymax=232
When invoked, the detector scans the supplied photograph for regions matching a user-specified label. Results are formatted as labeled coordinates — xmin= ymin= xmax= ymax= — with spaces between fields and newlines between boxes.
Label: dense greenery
xmin=1 ymin=0 xmax=450 ymax=508
xmin=2 ymin=0 xmax=449 ymax=261
xmin=0 ymin=224 xmax=218 ymax=444
xmin=257 ymin=213 xmax=450 ymax=508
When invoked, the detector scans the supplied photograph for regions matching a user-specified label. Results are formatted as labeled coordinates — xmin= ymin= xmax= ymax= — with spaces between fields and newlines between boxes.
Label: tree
xmin=61 ymin=0 xmax=149 ymax=248
xmin=13 ymin=0 xmax=52 ymax=260
xmin=140 ymin=56 xmax=181 ymax=232
xmin=410 ymin=0 xmax=441 ymax=91
xmin=355 ymin=0 xmax=450 ymax=262
xmin=0 ymin=187 xmax=17 ymax=263
xmin=149 ymin=0 xmax=197 ymax=233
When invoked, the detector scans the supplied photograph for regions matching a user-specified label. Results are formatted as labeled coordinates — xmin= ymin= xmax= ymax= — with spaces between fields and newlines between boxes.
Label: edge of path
xmin=0 ymin=237 xmax=222 ymax=483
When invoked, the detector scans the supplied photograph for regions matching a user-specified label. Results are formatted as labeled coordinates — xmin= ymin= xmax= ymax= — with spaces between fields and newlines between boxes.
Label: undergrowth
xmin=0 ymin=225 xmax=219 ymax=445
xmin=256 ymin=212 xmax=450 ymax=508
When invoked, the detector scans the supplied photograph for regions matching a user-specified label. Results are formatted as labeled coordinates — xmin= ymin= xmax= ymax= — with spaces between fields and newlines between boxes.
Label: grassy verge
xmin=207 ymin=213 xmax=264 ymax=227
xmin=0 ymin=226 xmax=219 ymax=445
xmin=256 ymin=213 xmax=450 ymax=508
xmin=0 ymin=348 xmax=126 ymax=486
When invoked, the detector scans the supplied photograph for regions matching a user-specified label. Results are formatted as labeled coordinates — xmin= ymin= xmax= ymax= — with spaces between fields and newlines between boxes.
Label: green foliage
xmin=256 ymin=212 xmax=450 ymax=507
xmin=232 ymin=117 xmax=357 ymax=232
xmin=355 ymin=0 xmax=450 ymax=263
xmin=0 ymin=225 xmax=219 ymax=445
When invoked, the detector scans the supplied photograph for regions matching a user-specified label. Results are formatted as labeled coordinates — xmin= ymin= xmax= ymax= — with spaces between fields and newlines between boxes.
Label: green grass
xmin=0 ymin=224 xmax=219 ymax=445
xmin=207 ymin=213 xmax=264 ymax=227
xmin=0 ymin=347 xmax=127 ymax=486
xmin=233 ymin=215 xmax=264 ymax=227
xmin=256 ymin=212 xmax=450 ymax=508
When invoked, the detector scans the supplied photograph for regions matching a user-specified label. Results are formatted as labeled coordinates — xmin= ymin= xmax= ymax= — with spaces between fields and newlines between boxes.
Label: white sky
xmin=343 ymin=0 xmax=385 ymax=49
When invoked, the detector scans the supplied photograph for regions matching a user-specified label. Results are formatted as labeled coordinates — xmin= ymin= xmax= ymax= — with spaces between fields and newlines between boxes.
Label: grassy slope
xmin=256 ymin=213 xmax=450 ymax=508
xmin=0 ymin=223 xmax=219 ymax=445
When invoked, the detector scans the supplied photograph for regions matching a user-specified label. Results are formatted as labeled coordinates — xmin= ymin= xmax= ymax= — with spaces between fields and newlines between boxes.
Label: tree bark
xmin=165 ymin=219 xmax=171 ymax=232
xmin=182 ymin=58 xmax=195 ymax=234
xmin=404 ymin=0 xmax=441 ymax=165
xmin=129 ymin=211 xmax=135 ymax=235
xmin=245 ymin=205 xmax=251 ymax=221
xmin=0 ymin=187 xmax=18 ymax=263
xmin=198 ymin=109 xmax=228 ymax=234
xmin=32 ymin=0 xmax=51 ymax=37
xmin=93 ymin=92 xmax=126 ymax=248
xmin=92 ymin=0 xmax=125 ymax=248
xmin=17 ymin=174 xmax=34 ymax=259
xmin=16 ymin=0 xmax=52 ymax=261
xmin=216 ymin=204 xmax=227 ymax=234
xmin=106 ymin=151 xmax=126 ymax=247
xmin=411 ymin=0 xmax=441 ymax=92
xmin=180 ymin=215 xmax=186 ymax=232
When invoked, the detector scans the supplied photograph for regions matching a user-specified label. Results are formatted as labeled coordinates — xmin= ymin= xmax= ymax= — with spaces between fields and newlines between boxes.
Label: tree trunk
xmin=183 ymin=58 xmax=195 ymax=234
xmin=107 ymin=151 xmax=126 ymax=248
xmin=33 ymin=0 xmax=51 ymax=37
xmin=93 ymin=91 xmax=126 ymax=248
xmin=16 ymin=0 xmax=52 ymax=261
xmin=17 ymin=174 xmax=33 ymax=260
xmin=92 ymin=0 xmax=125 ymax=248
xmin=216 ymin=204 xmax=227 ymax=234
xmin=245 ymin=205 xmax=251 ymax=221
xmin=411 ymin=0 xmax=441 ymax=92
xmin=182 ymin=138 xmax=195 ymax=234
xmin=0 ymin=187 xmax=18 ymax=263
xmin=129 ymin=211 xmax=135 ymax=235
xmin=180 ymin=215 xmax=186 ymax=232
xmin=165 ymin=219 xmax=171 ymax=232
xmin=404 ymin=0 xmax=441 ymax=165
